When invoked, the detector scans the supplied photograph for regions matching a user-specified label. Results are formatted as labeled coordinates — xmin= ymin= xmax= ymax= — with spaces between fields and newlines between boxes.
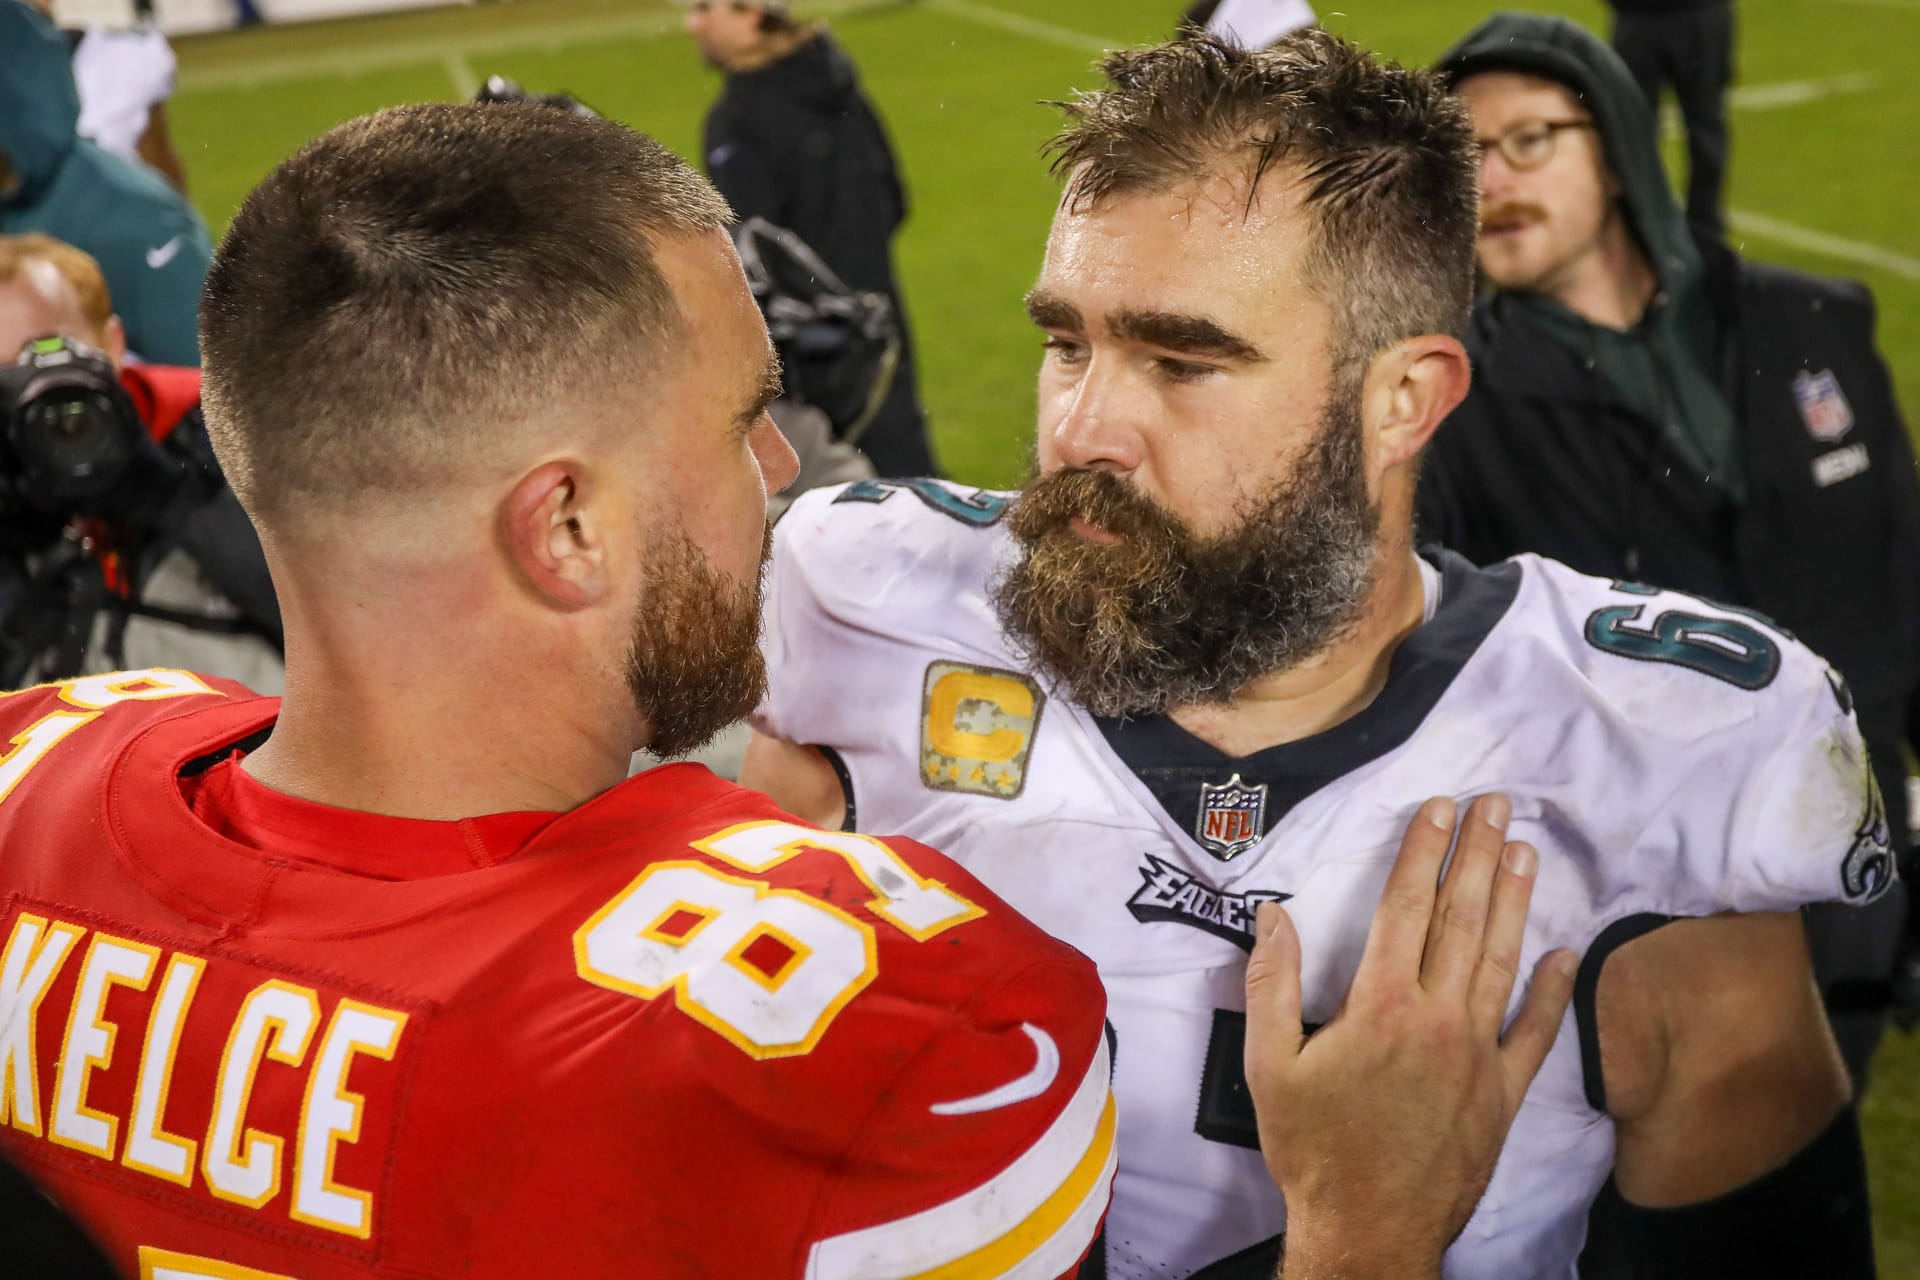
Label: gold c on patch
xmin=919 ymin=661 xmax=1044 ymax=799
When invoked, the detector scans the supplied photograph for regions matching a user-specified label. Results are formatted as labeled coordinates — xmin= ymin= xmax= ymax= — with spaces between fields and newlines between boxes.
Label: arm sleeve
xmin=802 ymin=951 xmax=1115 ymax=1280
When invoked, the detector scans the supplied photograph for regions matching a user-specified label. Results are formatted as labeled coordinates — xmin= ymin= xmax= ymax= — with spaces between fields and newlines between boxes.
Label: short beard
xmin=991 ymin=388 xmax=1379 ymax=718
xmin=624 ymin=523 xmax=770 ymax=759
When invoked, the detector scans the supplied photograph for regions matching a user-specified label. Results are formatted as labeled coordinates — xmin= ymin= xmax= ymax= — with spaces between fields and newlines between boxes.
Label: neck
xmin=1169 ymin=543 xmax=1429 ymax=758
xmin=240 ymin=553 xmax=636 ymax=821
xmin=1544 ymin=204 xmax=1659 ymax=330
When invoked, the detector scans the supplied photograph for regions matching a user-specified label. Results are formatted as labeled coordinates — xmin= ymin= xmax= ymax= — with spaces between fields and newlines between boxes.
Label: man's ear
xmin=500 ymin=460 xmax=610 ymax=610
xmin=1361 ymin=335 xmax=1473 ymax=472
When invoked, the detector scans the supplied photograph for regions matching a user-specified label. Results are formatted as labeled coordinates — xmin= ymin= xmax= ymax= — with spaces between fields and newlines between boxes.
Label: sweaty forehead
xmin=1037 ymin=174 xmax=1322 ymax=338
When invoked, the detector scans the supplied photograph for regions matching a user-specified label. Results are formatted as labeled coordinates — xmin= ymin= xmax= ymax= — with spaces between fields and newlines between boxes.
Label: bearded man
xmin=744 ymin=30 xmax=1887 ymax=1280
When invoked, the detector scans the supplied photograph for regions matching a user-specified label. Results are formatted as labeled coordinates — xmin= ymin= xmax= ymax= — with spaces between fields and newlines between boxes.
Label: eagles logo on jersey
xmin=756 ymin=479 xmax=1893 ymax=1280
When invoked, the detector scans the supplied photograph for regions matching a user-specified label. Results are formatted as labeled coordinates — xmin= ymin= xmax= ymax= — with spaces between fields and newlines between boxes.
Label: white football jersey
xmin=755 ymin=479 xmax=1893 ymax=1280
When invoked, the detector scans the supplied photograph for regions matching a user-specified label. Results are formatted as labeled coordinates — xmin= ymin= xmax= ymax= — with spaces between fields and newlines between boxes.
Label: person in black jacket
xmin=1606 ymin=0 xmax=1734 ymax=235
xmin=684 ymin=1 xmax=938 ymax=478
xmin=1423 ymin=10 xmax=1920 ymax=1091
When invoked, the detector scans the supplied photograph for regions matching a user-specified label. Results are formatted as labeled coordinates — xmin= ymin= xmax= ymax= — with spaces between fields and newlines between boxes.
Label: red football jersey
xmin=0 ymin=671 xmax=1114 ymax=1278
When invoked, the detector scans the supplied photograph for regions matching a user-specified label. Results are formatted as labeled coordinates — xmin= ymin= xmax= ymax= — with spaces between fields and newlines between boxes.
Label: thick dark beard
xmin=991 ymin=390 xmax=1380 ymax=718
xmin=624 ymin=524 xmax=770 ymax=759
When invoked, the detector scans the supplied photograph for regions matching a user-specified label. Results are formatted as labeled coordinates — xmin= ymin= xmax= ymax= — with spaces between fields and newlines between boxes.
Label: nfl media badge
xmin=1194 ymin=774 xmax=1269 ymax=862
xmin=1792 ymin=369 xmax=1854 ymax=443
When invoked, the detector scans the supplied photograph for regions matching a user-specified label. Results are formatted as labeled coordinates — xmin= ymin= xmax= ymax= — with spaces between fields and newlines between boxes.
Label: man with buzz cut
xmin=744 ymin=29 xmax=1887 ymax=1280
xmin=0 ymin=94 xmax=1571 ymax=1279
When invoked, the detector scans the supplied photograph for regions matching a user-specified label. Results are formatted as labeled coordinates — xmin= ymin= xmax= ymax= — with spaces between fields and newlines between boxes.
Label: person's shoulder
xmin=1728 ymin=249 xmax=1875 ymax=324
xmin=1497 ymin=555 xmax=1844 ymax=745
xmin=549 ymin=768 xmax=1110 ymax=1160
xmin=772 ymin=478 xmax=1015 ymax=618
xmin=0 ymin=669 xmax=257 ymax=811
xmin=1493 ymin=558 xmax=1891 ymax=911
xmin=0 ymin=668 xmax=250 ymax=731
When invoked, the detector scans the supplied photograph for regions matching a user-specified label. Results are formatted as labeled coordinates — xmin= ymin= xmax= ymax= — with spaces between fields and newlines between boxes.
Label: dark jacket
xmin=702 ymin=31 xmax=907 ymax=301
xmin=1423 ymin=13 xmax=1920 ymax=846
xmin=0 ymin=1 xmax=210 ymax=366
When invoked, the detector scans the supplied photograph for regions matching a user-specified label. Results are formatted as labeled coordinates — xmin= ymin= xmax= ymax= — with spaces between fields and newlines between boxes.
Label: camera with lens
xmin=2 ymin=336 xmax=150 ymax=511
xmin=0 ymin=336 xmax=188 ymax=534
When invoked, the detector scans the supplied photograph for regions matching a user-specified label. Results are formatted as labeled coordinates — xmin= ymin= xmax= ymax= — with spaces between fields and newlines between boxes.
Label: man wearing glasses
xmin=1420 ymin=13 xmax=1918 ymax=1271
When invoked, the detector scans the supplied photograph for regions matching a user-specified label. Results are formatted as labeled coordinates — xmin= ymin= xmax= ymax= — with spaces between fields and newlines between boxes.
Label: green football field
xmin=164 ymin=0 xmax=1920 ymax=1267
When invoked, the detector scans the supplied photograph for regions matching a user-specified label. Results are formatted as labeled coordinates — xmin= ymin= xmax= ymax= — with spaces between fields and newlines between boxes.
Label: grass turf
xmin=165 ymin=0 xmax=1920 ymax=1267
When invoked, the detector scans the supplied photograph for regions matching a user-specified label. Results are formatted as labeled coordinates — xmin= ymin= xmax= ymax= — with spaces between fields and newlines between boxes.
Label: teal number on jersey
xmin=1584 ymin=603 xmax=1780 ymax=690
xmin=831 ymin=478 xmax=1009 ymax=526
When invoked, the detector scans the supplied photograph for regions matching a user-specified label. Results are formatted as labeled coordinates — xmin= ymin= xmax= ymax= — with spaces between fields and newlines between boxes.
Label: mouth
xmin=1069 ymin=515 xmax=1122 ymax=544
xmin=1479 ymin=212 xmax=1539 ymax=239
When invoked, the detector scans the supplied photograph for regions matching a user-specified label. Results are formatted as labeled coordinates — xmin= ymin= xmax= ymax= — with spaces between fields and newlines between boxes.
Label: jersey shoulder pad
xmin=774 ymin=479 xmax=1013 ymax=616
xmin=1508 ymin=555 xmax=1836 ymax=741
xmin=0 ymin=668 xmax=242 ymax=735
xmin=1506 ymin=557 xmax=1890 ymax=910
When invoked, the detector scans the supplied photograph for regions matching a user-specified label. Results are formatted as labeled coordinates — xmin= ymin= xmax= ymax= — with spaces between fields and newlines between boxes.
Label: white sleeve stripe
xmin=992 ymin=1139 xmax=1118 ymax=1280
xmin=807 ymin=1034 xmax=1113 ymax=1280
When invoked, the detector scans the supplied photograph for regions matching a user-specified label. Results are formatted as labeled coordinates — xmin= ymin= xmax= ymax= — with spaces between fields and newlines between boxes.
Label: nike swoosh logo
xmin=146 ymin=236 xmax=183 ymax=269
xmin=929 ymin=1023 xmax=1060 ymax=1116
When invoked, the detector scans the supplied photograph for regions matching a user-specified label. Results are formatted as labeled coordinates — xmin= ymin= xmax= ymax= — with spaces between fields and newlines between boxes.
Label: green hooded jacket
xmin=1438 ymin=12 xmax=1741 ymax=499
xmin=0 ymin=0 xmax=210 ymax=366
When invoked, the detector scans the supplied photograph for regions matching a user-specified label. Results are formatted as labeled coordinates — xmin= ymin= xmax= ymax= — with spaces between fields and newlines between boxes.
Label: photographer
xmin=0 ymin=233 xmax=281 ymax=689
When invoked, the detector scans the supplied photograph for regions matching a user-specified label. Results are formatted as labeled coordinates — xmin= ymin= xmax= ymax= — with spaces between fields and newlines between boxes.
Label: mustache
xmin=1010 ymin=467 xmax=1190 ymax=547
xmin=1480 ymin=201 xmax=1548 ymax=230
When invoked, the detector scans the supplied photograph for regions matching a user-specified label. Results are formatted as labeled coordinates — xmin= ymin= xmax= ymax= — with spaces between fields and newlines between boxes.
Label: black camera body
xmin=0 ymin=336 xmax=154 ymax=520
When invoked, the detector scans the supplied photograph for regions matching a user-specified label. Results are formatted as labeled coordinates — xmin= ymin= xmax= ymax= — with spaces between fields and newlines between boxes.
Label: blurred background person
xmin=1606 ymin=0 xmax=1735 ymax=235
xmin=1181 ymin=0 xmax=1317 ymax=46
xmin=0 ymin=233 xmax=282 ymax=690
xmin=1423 ymin=0 xmax=1917 ymax=1110
xmin=683 ymin=0 xmax=939 ymax=478
xmin=29 ymin=0 xmax=190 ymax=194
xmin=0 ymin=0 xmax=208 ymax=366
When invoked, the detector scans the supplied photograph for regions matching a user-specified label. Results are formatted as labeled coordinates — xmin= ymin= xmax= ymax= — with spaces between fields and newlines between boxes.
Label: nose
xmin=1478 ymin=147 xmax=1517 ymax=202
xmin=754 ymin=412 xmax=801 ymax=498
xmin=1042 ymin=359 xmax=1145 ymax=476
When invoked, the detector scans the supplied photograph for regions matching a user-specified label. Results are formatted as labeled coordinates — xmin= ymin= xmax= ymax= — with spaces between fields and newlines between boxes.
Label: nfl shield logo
xmin=1792 ymin=369 xmax=1854 ymax=443
xmin=1195 ymin=774 xmax=1269 ymax=862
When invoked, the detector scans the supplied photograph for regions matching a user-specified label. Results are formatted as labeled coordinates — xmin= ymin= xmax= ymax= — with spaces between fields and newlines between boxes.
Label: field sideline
xmin=163 ymin=0 xmax=1920 ymax=1268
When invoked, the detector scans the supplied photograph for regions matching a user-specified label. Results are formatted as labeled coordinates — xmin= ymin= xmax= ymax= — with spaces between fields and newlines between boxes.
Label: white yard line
xmin=177 ymin=0 xmax=888 ymax=93
xmin=921 ymin=0 xmax=1112 ymax=53
xmin=1729 ymin=72 xmax=1878 ymax=110
xmin=1729 ymin=209 xmax=1920 ymax=283
xmin=442 ymin=52 xmax=479 ymax=100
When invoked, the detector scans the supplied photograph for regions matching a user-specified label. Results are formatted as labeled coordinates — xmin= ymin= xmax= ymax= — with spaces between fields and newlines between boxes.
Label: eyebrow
xmin=1024 ymin=288 xmax=1266 ymax=364
xmin=1024 ymin=288 xmax=1082 ymax=333
xmin=1110 ymin=308 xmax=1266 ymax=363
xmin=735 ymin=352 xmax=784 ymax=430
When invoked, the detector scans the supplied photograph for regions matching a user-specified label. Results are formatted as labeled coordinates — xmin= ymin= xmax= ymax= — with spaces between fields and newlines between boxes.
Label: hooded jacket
xmin=1419 ymin=12 xmax=1920 ymax=854
xmin=702 ymin=30 xmax=907 ymax=301
xmin=0 ymin=0 xmax=210 ymax=366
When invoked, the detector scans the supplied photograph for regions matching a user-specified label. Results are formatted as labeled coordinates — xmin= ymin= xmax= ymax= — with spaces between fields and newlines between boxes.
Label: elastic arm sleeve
xmin=1612 ymin=1107 xmax=1874 ymax=1280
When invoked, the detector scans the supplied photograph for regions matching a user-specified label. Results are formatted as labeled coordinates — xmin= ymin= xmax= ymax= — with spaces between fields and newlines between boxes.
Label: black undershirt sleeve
xmin=1608 ymin=1107 xmax=1875 ymax=1280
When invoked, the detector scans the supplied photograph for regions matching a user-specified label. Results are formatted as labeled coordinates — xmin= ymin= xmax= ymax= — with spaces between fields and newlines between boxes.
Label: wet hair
xmin=1046 ymin=29 xmax=1480 ymax=371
